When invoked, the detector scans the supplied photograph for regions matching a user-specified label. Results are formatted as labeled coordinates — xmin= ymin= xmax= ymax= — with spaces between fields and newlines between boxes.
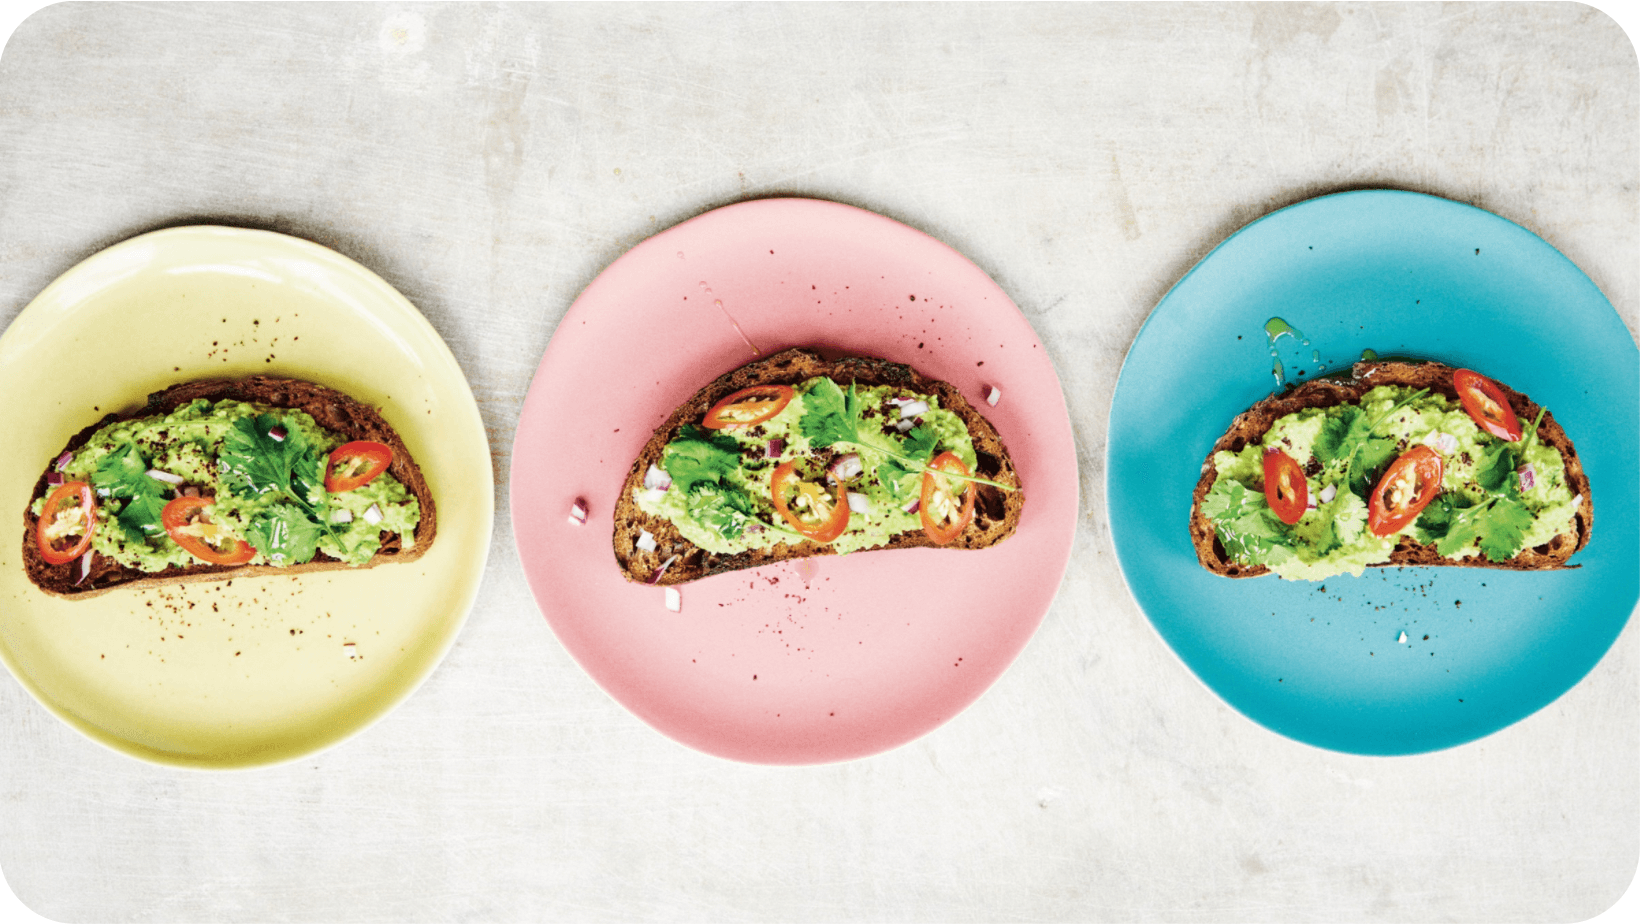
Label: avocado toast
xmin=24 ymin=376 xmax=436 ymax=599
xmin=1191 ymin=360 xmax=1591 ymax=581
xmin=614 ymin=348 xmax=1024 ymax=585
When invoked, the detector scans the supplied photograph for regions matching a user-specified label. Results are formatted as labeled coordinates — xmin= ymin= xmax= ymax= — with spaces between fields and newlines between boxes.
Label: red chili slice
xmin=1262 ymin=448 xmax=1308 ymax=525
xmin=162 ymin=496 xmax=257 ymax=565
xmin=770 ymin=460 xmax=848 ymax=543
xmin=1453 ymin=369 xmax=1522 ymax=442
xmin=1367 ymin=444 xmax=1445 ymax=537
xmin=702 ymin=385 xmax=794 ymax=430
xmin=325 ymin=441 xmax=394 ymax=493
xmin=920 ymin=451 xmax=977 ymax=545
xmin=36 ymin=481 xmax=97 ymax=566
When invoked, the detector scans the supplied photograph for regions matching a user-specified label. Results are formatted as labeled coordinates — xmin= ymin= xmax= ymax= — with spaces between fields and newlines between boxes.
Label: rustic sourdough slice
xmin=23 ymin=376 xmax=438 ymax=599
xmin=1190 ymin=360 xmax=1592 ymax=578
xmin=613 ymin=348 xmax=1024 ymax=585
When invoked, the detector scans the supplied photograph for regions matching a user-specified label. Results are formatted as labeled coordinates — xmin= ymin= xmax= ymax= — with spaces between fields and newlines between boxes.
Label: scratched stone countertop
xmin=0 ymin=3 xmax=1636 ymax=922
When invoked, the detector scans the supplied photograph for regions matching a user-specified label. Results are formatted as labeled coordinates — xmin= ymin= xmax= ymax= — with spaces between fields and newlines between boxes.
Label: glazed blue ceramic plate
xmin=1108 ymin=190 xmax=1638 ymax=754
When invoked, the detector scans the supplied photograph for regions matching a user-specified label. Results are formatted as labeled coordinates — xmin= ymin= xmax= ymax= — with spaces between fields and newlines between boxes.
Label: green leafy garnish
xmin=1417 ymin=491 xmax=1535 ymax=562
xmin=217 ymin=414 xmax=336 ymax=561
xmin=685 ymin=481 xmax=758 ymax=540
xmin=244 ymin=504 xmax=324 ymax=567
xmin=798 ymin=379 xmax=1013 ymax=492
xmin=1201 ymin=478 xmax=1295 ymax=566
xmin=91 ymin=443 xmax=171 ymax=540
xmin=661 ymin=426 xmax=744 ymax=494
xmin=1311 ymin=389 xmax=1429 ymax=499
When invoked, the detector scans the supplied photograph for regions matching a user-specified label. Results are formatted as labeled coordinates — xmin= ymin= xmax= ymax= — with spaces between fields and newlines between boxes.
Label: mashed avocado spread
xmin=35 ymin=398 xmax=419 ymax=572
xmin=1204 ymin=385 xmax=1578 ymax=581
xmin=635 ymin=377 xmax=978 ymax=555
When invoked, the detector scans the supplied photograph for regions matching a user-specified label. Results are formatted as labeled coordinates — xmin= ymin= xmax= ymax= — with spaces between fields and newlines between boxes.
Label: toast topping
xmin=1203 ymin=383 xmax=1579 ymax=581
xmin=634 ymin=376 xmax=981 ymax=556
xmin=32 ymin=398 xmax=421 ymax=573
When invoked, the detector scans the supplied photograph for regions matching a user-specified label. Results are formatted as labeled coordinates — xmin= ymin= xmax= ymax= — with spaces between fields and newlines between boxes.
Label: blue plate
xmin=1108 ymin=190 xmax=1638 ymax=754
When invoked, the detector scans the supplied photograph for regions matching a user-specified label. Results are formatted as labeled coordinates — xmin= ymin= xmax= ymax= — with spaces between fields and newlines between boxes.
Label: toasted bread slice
xmin=23 ymin=377 xmax=437 ymax=599
xmin=1190 ymin=360 xmax=1591 ymax=578
xmin=614 ymin=348 xmax=1024 ymax=585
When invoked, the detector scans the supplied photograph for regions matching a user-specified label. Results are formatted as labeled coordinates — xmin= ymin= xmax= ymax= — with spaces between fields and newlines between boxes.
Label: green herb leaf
xmin=1474 ymin=441 xmax=1516 ymax=494
xmin=1203 ymin=478 xmax=1295 ymax=566
xmin=1312 ymin=407 xmax=1369 ymax=466
xmin=91 ymin=443 xmax=171 ymax=539
xmin=220 ymin=415 xmax=316 ymax=500
xmin=798 ymin=378 xmax=862 ymax=449
xmin=876 ymin=425 xmax=937 ymax=498
xmin=1348 ymin=438 xmax=1398 ymax=499
xmin=662 ymin=425 xmax=744 ymax=494
xmin=1476 ymin=499 xmax=1535 ymax=561
xmin=244 ymin=505 xmax=323 ymax=566
xmin=686 ymin=482 xmax=757 ymax=540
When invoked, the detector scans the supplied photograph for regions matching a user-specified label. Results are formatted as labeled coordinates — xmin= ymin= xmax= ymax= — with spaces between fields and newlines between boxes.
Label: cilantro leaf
xmin=875 ymin=425 xmax=938 ymax=499
xmin=798 ymin=378 xmax=862 ymax=449
xmin=1348 ymin=438 xmax=1398 ymax=499
xmin=91 ymin=443 xmax=171 ymax=540
xmin=685 ymin=481 xmax=758 ymax=540
xmin=1312 ymin=407 xmax=1370 ymax=466
xmin=116 ymin=494 xmax=171 ymax=542
xmin=662 ymin=425 xmax=744 ymax=494
xmin=1476 ymin=499 xmax=1535 ymax=561
xmin=1474 ymin=441 xmax=1516 ymax=494
xmin=244 ymin=505 xmax=323 ymax=567
xmin=1203 ymin=478 xmax=1295 ymax=565
xmin=218 ymin=413 xmax=342 ymax=554
xmin=220 ymin=414 xmax=320 ymax=501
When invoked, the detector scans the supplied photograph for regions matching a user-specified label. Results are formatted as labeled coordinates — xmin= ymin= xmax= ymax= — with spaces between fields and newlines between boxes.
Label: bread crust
xmin=22 ymin=377 xmax=437 ymax=599
xmin=1190 ymin=361 xmax=1592 ymax=578
xmin=613 ymin=348 xmax=1024 ymax=585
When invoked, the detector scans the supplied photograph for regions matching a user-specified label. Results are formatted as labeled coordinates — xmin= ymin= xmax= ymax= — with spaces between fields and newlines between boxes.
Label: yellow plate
xmin=0 ymin=227 xmax=492 ymax=768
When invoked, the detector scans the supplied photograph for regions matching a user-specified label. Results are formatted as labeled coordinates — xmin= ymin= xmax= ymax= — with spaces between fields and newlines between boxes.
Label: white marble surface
xmin=0 ymin=3 xmax=1636 ymax=921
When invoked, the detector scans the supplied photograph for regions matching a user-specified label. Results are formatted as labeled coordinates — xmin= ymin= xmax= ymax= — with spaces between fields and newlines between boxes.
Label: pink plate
xmin=511 ymin=198 xmax=1077 ymax=764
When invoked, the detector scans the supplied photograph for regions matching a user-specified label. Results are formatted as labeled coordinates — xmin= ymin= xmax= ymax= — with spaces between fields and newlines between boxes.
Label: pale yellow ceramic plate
xmin=0 ymin=226 xmax=492 ymax=768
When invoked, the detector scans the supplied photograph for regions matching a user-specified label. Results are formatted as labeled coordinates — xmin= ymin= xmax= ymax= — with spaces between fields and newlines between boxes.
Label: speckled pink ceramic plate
xmin=511 ymin=198 xmax=1076 ymax=764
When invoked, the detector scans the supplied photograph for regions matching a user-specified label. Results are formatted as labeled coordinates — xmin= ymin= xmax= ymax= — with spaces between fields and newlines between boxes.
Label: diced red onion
xmin=1517 ymin=463 xmax=1537 ymax=491
xmin=362 ymin=504 xmax=383 ymax=525
xmin=764 ymin=438 xmax=785 ymax=459
xmin=744 ymin=522 xmax=764 ymax=534
xmin=643 ymin=464 xmax=671 ymax=492
xmin=54 ymin=451 xmax=73 ymax=471
xmin=74 ymin=550 xmax=93 ymax=586
xmin=829 ymin=452 xmax=863 ymax=482
xmin=46 ymin=471 xmax=63 ymax=487
xmin=664 ymin=586 xmax=682 ymax=612
xmin=1571 ymin=493 xmax=1582 ymax=510
xmin=1318 ymin=484 xmax=1337 ymax=504
xmin=1432 ymin=432 xmax=1458 ymax=454
xmin=147 ymin=469 xmax=184 ymax=485
xmin=332 ymin=508 xmax=354 ymax=524
xmin=635 ymin=529 xmax=657 ymax=552
xmin=847 ymin=492 xmax=872 ymax=514
xmin=567 ymin=498 xmax=589 ymax=526
xmin=647 ymin=554 xmax=678 ymax=585
xmin=903 ymin=497 xmax=920 ymax=514
xmin=985 ymin=385 xmax=1001 ymax=407
xmin=269 ymin=426 xmax=287 ymax=442
xmin=899 ymin=400 xmax=929 ymax=418
xmin=894 ymin=418 xmax=916 ymax=433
